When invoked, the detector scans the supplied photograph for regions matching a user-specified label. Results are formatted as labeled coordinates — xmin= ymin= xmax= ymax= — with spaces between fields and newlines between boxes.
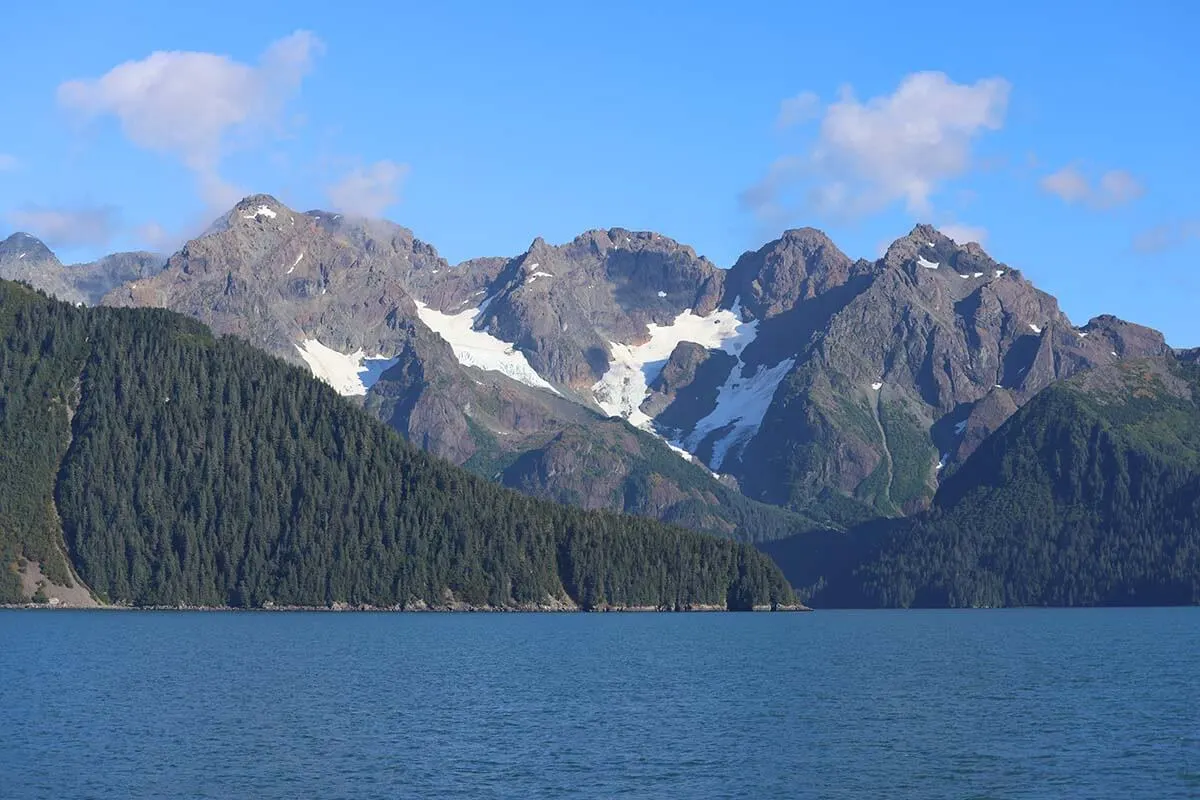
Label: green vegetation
xmin=0 ymin=280 xmax=795 ymax=608
xmin=766 ymin=360 xmax=1200 ymax=607
xmin=878 ymin=400 xmax=935 ymax=512
xmin=0 ymin=283 xmax=83 ymax=599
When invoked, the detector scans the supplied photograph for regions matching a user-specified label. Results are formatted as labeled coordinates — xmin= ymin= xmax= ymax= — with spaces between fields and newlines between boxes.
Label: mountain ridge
xmin=3 ymin=195 xmax=1175 ymax=540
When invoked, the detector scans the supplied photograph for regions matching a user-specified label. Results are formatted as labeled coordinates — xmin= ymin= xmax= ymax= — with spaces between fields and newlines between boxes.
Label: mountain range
xmin=3 ymin=194 xmax=1196 ymax=607
xmin=0 ymin=279 xmax=794 ymax=610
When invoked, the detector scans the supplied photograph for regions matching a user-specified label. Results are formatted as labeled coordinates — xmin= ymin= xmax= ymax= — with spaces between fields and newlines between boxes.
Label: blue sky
xmin=2 ymin=0 xmax=1198 ymax=342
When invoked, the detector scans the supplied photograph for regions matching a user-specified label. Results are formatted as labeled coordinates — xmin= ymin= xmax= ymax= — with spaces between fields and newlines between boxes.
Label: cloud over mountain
xmin=327 ymin=160 xmax=410 ymax=218
xmin=744 ymin=72 xmax=1010 ymax=223
xmin=7 ymin=205 xmax=119 ymax=248
xmin=57 ymin=31 xmax=323 ymax=208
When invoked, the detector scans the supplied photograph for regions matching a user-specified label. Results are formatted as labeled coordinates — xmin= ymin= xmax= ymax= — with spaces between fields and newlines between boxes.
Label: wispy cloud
xmin=1132 ymin=219 xmax=1200 ymax=253
xmin=326 ymin=160 xmax=410 ymax=218
xmin=775 ymin=91 xmax=820 ymax=131
xmin=7 ymin=205 xmax=119 ymax=248
xmin=1040 ymin=165 xmax=1143 ymax=209
xmin=743 ymin=72 xmax=1011 ymax=224
xmin=939 ymin=223 xmax=988 ymax=246
xmin=57 ymin=31 xmax=323 ymax=209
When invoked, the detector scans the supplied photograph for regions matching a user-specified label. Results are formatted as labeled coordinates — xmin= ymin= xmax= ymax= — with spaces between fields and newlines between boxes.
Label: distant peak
xmin=780 ymin=226 xmax=832 ymax=241
xmin=224 ymin=194 xmax=300 ymax=226
xmin=235 ymin=193 xmax=285 ymax=209
xmin=0 ymin=231 xmax=56 ymax=261
xmin=3 ymin=231 xmax=45 ymax=245
xmin=776 ymin=227 xmax=837 ymax=251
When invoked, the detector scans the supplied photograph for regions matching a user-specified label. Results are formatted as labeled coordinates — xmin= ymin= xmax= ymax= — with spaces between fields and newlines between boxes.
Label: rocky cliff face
xmin=642 ymin=224 xmax=1168 ymax=520
xmin=64 ymin=197 xmax=1173 ymax=535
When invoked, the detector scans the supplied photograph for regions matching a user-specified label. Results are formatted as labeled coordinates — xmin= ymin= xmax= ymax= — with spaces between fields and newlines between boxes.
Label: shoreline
xmin=1 ymin=602 xmax=812 ymax=613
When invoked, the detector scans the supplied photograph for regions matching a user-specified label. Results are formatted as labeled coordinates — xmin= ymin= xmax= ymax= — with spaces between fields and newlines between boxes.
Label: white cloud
xmin=8 ymin=205 xmax=119 ymax=248
xmin=133 ymin=222 xmax=182 ymax=253
xmin=1132 ymin=219 xmax=1200 ymax=253
xmin=1040 ymin=165 xmax=1143 ymax=209
xmin=57 ymin=31 xmax=322 ymax=208
xmin=744 ymin=72 xmax=1010 ymax=222
xmin=775 ymin=91 xmax=820 ymax=130
xmin=327 ymin=160 xmax=410 ymax=218
xmin=0 ymin=154 xmax=18 ymax=172
xmin=939 ymin=223 xmax=988 ymax=246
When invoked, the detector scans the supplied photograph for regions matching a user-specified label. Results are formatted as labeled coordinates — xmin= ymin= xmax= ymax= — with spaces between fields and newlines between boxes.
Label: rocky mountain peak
xmin=780 ymin=226 xmax=837 ymax=248
xmin=235 ymin=193 xmax=289 ymax=216
xmin=727 ymin=227 xmax=855 ymax=320
xmin=0 ymin=232 xmax=58 ymax=264
xmin=1080 ymin=314 xmax=1169 ymax=357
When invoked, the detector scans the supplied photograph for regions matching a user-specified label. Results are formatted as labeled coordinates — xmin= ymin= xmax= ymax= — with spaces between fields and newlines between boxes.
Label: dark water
xmin=2 ymin=609 xmax=1198 ymax=799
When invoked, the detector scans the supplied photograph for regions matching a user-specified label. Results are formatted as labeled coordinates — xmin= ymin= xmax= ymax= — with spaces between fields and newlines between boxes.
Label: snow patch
xmin=1029 ymin=323 xmax=1042 ymax=334
xmin=592 ymin=302 xmax=756 ymax=428
xmin=1111 ymin=351 xmax=1119 ymax=358
xmin=683 ymin=357 xmax=796 ymax=470
xmin=959 ymin=274 xmax=970 ymax=279
xmin=917 ymin=256 xmax=939 ymax=269
xmin=18 ymin=253 xmax=25 ymax=259
xmin=287 ymin=252 xmax=304 ymax=274
xmin=295 ymin=339 xmax=398 ymax=397
xmin=242 ymin=204 xmax=277 ymax=220
xmin=954 ymin=420 xmax=967 ymax=435
xmin=994 ymin=269 xmax=1005 ymax=277
xmin=936 ymin=453 xmax=948 ymax=471
xmin=414 ymin=299 xmax=559 ymax=394
xmin=972 ymin=272 xmax=984 ymax=278
xmin=926 ymin=241 xmax=935 ymax=247
xmin=528 ymin=271 xmax=554 ymax=284
xmin=663 ymin=439 xmax=714 ymax=473
xmin=657 ymin=291 xmax=667 ymax=298
xmin=871 ymin=382 xmax=883 ymax=391
xmin=1076 ymin=330 xmax=1088 ymax=338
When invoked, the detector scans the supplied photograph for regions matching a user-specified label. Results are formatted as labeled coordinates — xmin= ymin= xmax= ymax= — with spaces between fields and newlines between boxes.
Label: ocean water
xmin=2 ymin=609 xmax=1198 ymax=799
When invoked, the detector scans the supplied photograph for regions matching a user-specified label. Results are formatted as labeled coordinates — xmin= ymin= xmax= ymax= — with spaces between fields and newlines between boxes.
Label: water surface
xmin=2 ymin=609 xmax=1198 ymax=798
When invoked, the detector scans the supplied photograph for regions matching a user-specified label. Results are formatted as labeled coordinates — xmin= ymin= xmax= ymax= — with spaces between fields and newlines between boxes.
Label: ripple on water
xmin=1 ymin=608 xmax=1198 ymax=799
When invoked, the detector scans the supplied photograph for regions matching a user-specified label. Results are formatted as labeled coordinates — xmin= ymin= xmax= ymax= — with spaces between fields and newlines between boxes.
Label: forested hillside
xmin=765 ymin=358 xmax=1200 ymax=607
xmin=0 ymin=280 xmax=795 ymax=609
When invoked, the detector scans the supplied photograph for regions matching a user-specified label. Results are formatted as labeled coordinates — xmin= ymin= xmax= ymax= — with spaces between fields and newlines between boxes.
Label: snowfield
xmin=682 ymin=356 xmax=796 ymax=470
xmin=414 ymin=299 xmax=559 ymax=393
xmin=295 ymin=339 xmax=399 ymax=396
xmin=591 ymin=299 xmax=795 ymax=470
xmin=592 ymin=302 xmax=756 ymax=428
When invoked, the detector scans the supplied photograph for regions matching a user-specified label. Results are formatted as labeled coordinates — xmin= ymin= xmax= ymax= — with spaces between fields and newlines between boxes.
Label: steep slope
xmin=100 ymin=197 xmax=813 ymax=540
xmin=764 ymin=356 xmax=1200 ymax=607
xmin=0 ymin=232 xmax=161 ymax=305
xmin=0 ymin=280 xmax=796 ymax=609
